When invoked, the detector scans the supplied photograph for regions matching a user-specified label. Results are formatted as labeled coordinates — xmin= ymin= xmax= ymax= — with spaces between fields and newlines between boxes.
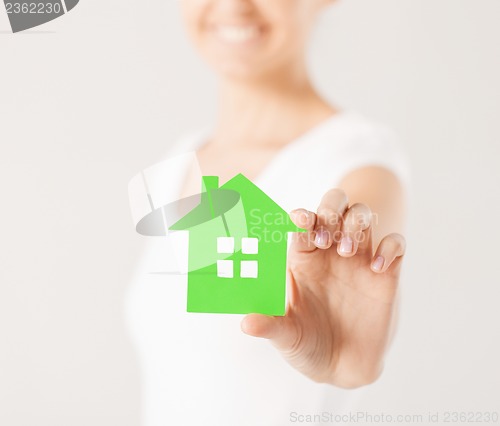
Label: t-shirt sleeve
xmin=313 ymin=119 xmax=412 ymax=198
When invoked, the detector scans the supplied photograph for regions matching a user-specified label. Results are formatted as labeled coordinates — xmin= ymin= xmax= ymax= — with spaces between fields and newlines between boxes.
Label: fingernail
xmin=314 ymin=228 xmax=329 ymax=247
xmin=372 ymin=255 xmax=385 ymax=272
xmin=339 ymin=236 xmax=353 ymax=254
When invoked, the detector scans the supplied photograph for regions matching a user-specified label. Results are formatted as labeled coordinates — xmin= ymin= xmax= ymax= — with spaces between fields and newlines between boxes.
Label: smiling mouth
xmin=210 ymin=25 xmax=264 ymax=44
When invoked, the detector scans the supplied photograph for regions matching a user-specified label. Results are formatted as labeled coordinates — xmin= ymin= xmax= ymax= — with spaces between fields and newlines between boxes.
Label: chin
xmin=211 ymin=58 xmax=268 ymax=80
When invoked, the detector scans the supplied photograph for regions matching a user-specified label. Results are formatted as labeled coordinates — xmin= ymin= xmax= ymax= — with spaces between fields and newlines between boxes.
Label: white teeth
xmin=216 ymin=26 xmax=260 ymax=43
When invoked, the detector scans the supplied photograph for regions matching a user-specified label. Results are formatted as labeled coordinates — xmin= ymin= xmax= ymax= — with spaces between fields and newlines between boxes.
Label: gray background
xmin=1 ymin=0 xmax=499 ymax=424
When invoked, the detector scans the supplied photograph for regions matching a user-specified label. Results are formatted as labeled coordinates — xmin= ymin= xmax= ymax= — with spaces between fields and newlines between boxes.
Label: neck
xmin=211 ymin=67 xmax=336 ymax=149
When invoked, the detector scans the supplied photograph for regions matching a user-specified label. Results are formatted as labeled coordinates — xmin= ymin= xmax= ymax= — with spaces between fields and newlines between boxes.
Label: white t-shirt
xmin=125 ymin=111 xmax=411 ymax=426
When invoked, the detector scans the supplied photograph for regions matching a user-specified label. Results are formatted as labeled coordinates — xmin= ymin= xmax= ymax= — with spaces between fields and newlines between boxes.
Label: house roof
xmin=169 ymin=173 xmax=304 ymax=233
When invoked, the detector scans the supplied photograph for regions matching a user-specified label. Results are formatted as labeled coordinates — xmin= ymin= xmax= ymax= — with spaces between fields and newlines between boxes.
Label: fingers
xmin=290 ymin=208 xmax=317 ymax=252
xmin=290 ymin=190 xmax=404 ymax=271
xmin=241 ymin=313 xmax=297 ymax=349
xmin=291 ymin=190 xmax=371 ymax=254
xmin=337 ymin=203 xmax=373 ymax=257
xmin=370 ymin=233 xmax=406 ymax=273
xmin=314 ymin=189 xmax=349 ymax=249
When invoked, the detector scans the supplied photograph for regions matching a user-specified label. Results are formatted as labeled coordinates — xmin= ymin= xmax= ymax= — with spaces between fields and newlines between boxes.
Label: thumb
xmin=241 ymin=313 xmax=298 ymax=350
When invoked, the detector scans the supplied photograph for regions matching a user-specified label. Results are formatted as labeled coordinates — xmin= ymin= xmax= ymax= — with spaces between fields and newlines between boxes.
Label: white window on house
xmin=217 ymin=237 xmax=235 ymax=254
xmin=216 ymin=237 xmax=259 ymax=279
xmin=241 ymin=237 xmax=258 ymax=254
xmin=240 ymin=260 xmax=258 ymax=278
xmin=217 ymin=260 xmax=233 ymax=278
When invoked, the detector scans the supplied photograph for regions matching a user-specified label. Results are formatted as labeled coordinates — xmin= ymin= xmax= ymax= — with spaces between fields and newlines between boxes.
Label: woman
xmin=126 ymin=0 xmax=410 ymax=424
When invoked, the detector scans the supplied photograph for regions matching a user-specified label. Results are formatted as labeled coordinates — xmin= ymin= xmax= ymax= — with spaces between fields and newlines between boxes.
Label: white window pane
xmin=217 ymin=237 xmax=234 ymax=253
xmin=217 ymin=260 xmax=233 ymax=278
xmin=240 ymin=260 xmax=258 ymax=278
xmin=241 ymin=237 xmax=258 ymax=254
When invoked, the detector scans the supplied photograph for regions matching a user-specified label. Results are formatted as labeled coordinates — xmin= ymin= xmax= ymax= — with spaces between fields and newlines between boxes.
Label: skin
xmin=179 ymin=0 xmax=407 ymax=388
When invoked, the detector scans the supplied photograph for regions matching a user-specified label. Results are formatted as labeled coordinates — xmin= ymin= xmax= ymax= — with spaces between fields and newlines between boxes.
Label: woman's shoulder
xmin=292 ymin=110 xmax=411 ymax=192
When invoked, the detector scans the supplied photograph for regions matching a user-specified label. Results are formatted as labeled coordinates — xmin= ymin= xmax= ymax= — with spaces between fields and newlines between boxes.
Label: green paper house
xmin=169 ymin=174 xmax=304 ymax=316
